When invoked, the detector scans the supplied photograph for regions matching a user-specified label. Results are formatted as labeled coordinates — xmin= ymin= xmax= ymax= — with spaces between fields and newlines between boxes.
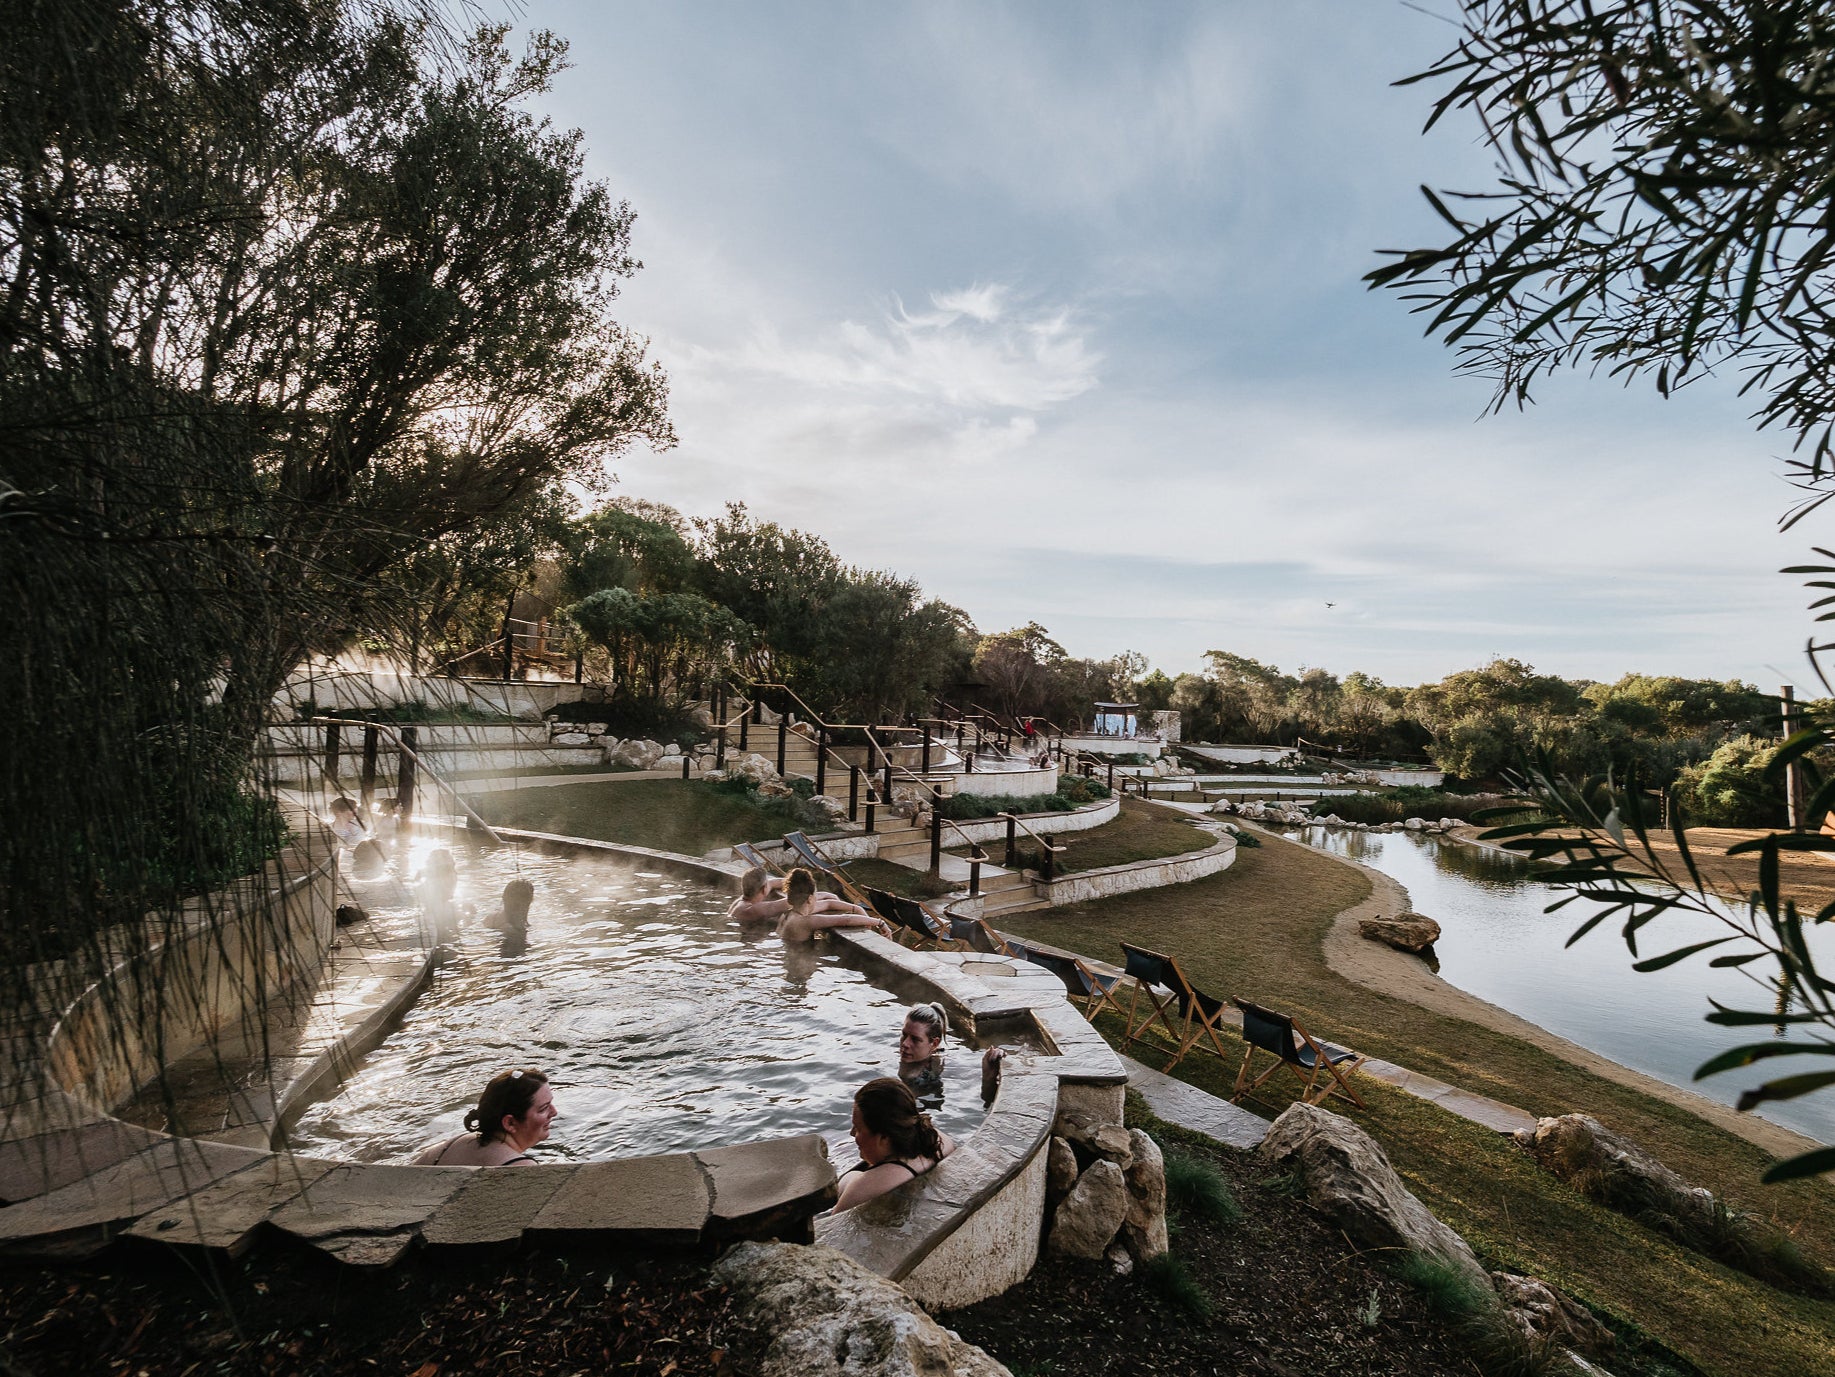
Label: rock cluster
xmin=1357 ymin=913 xmax=1442 ymax=953
xmin=711 ymin=1241 xmax=1013 ymax=1377
xmin=1044 ymin=1114 xmax=1167 ymax=1266
xmin=1261 ymin=1103 xmax=1615 ymax=1360
xmin=1215 ymin=799 xmax=1464 ymax=834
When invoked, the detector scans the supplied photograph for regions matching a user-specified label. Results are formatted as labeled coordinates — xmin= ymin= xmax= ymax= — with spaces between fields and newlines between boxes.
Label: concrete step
xmin=979 ymin=890 xmax=1047 ymax=917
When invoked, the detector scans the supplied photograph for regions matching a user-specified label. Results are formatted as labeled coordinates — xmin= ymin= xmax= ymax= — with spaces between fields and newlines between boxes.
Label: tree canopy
xmin=1370 ymin=0 xmax=1835 ymax=520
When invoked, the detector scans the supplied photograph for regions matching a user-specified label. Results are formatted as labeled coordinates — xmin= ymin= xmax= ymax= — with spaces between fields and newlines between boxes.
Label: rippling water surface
xmin=285 ymin=838 xmax=995 ymax=1165
xmin=1293 ymin=826 xmax=1833 ymax=1144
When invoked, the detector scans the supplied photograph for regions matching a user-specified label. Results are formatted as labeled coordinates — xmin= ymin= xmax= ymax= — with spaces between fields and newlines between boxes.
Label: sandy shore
xmin=1281 ymin=826 xmax=1824 ymax=1161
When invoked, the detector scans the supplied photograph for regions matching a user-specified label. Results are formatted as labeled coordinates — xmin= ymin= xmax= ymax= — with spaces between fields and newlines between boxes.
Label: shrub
xmin=934 ymin=782 xmax=1110 ymax=822
xmin=1394 ymin=1256 xmax=1565 ymax=1377
xmin=1672 ymin=734 xmax=1787 ymax=827
xmin=1308 ymin=788 xmax=1536 ymax=827
xmin=545 ymin=698 xmax=708 ymax=745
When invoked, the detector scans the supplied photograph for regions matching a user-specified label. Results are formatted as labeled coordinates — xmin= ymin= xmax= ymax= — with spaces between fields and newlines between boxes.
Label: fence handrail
xmin=297 ymin=715 xmax=506 ymax=844
xmin=996 ymin=811 xmax=1067 ymax=855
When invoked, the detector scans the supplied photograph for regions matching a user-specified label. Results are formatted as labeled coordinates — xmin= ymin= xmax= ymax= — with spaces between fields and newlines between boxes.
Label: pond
xmin=1292 ymin=826 xmax=1834 ymax=1145
xmin=283 ymin=838 xmax=999 ymax=1166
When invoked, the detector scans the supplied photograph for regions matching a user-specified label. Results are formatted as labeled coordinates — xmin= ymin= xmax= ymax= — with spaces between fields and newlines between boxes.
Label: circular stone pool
xmin=283 ymin=837 xmax=998 ymax=1165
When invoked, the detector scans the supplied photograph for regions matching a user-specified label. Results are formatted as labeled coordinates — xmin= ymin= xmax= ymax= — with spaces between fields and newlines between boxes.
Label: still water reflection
xmin=1293 ymin=826 xmax=1833 ymax=1145
xmin=284 ymin=841 xmax=994 ymax=1165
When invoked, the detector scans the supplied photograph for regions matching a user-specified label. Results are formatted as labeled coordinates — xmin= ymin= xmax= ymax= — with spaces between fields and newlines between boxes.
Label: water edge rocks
xmin=1358 ymin=913 xmax=1442 ymax=954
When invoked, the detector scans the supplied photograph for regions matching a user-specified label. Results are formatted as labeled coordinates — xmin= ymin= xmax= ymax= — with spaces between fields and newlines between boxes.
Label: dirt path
xmin=1294 ymin=824 xmax=1823 ymax=1160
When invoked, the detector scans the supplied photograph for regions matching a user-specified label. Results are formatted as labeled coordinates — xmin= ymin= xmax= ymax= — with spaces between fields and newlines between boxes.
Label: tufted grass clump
xmin=1394 ymin=1256 xmax=1565 ymax=1377
xmin=1163 ymin=1148 xmax=1240 ymax=1227
xmin=1141 ymin=1253 xmax=1214 ymax=1321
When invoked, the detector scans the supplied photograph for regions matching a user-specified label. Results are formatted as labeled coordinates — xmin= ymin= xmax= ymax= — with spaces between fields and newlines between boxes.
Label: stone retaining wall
xmin=1035 ymin=830 xmax=1238 ymax=907
xmin=44 ymin=838 xmax=339 ymax=1116
xmin=952 ymin=763 xmax=1060 ymax=799
xmin=940 ymin=795 xmax=1119 ymax=847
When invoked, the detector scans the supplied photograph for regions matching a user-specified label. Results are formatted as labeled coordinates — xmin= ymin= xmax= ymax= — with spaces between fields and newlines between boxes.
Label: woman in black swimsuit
xmin=832 ymin=1077 xmax=956 ymax=1211
xmin=411 ymin=1067 xmax=558 ymax=1167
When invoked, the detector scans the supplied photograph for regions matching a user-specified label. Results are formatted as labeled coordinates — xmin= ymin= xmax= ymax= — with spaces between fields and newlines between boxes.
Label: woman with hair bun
xmin=833 ymin=1077 xmax=956 ymax=1211
xmin=411 ymin=1068 xmax=558 ymax=1166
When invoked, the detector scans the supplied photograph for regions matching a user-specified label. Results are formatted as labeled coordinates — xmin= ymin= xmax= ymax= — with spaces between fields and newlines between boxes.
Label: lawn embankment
xmin=473 ymin=778 xmax=794 ymax=855
xmin=840 ymin=856 xmax=957 ymax=901
xmin=954 ymin=797 xmax=1214 ymax=874
xmin=998 ymin=829 xmax=1835 ymax=1377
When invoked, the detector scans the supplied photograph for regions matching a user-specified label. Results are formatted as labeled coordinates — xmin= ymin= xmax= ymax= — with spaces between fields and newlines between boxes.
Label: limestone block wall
xmin=938 ymin=796 xmax=1119 ymax=848
xmin=45 ymin=840 xmax=338 ymax=1115
xmin=1036 ymin=831 xmax=1238 ymax=907
xmin=1061 ymin=734 xmax=1162 ymax=759
xmin=953 ymin=764 xmax=1060 ymax=799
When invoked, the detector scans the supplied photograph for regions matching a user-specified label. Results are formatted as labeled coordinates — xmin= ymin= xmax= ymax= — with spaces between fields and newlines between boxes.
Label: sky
xmin=517 ymin=1 xmax=1818 ymax=689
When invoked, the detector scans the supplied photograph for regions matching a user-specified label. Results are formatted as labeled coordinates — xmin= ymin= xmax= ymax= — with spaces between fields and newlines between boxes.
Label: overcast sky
xmin=522 ymin=1 xmax=1814 ymax=689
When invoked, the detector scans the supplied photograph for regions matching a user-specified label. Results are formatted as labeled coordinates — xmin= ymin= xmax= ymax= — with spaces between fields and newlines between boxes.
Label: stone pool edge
xmin=0 ymin=826 xmax=837 ymax=1264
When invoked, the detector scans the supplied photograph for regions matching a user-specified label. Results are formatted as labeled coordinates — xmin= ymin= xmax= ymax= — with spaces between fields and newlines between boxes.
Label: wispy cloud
xmin=708 ymin=285 xmax=1099 ymax=413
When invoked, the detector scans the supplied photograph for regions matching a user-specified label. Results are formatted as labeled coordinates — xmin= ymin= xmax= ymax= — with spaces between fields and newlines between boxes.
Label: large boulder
xmin=1358 ymin=913 xmax=1442 ymax=953
xmin=731 ymin=752 xmax=783 ymax=787
xmin=1046 ymin=1136 xmax=1079 ymax=1202
xmin=1053 ymin=1111 xmax=1133 ymax=1169
xmin=711 ymin=1242 xmax=1011 ymax=1377
xmin=806 ymin=794 xmax=852 ymax=826
xmin=1259 ymin=1103 xmax=1487 ymax=1290
xmin=1048 ymin=1159 xmax=1130 ymax=1259
xmin=1121 ymin=1129 xmax=1169 ymax=1262
xmin=1491 ymin=1272 xmax=1616 ymax=1359
xmin=1518 ymin=1115 xmax=1716 ymax=1234
xmin=608 ymin=737 xmax=666 ymax=770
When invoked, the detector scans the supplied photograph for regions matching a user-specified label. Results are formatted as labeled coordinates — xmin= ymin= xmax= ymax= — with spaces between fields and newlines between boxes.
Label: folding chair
xmin=948 ymin=915 xmax=1026 ymax=958
xmin=1118 ymin=942 xmax=1233 ymax=1071
xmin=1232 ymin=998 xmax=1366 ymax=1109
xmin=733 ymin=841 xmax=782 ymax=874
xmin=879 ymin=891 xmax=967 ymax=949
xmin=862 ymin=887 xmax=928 ymax=947
xmin=1023 ymin=947 xmax=1128 ymax=1022
xmin=781 ymin=831 xmax=877 ymax=910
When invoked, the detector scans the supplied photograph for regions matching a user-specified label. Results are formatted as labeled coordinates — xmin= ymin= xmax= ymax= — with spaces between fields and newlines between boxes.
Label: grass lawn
xmin=473 ymin=779 xmax=795 ymax=856
xmin=840 ymin=856 xmax=958 ymax=901
xmin=998 ymin=829 xmax=1835 ymax=1377
xmin=448 ymin=762 xmax=639 ymax=781
xmin=956 ymin=797 xmax=1215 ymax=874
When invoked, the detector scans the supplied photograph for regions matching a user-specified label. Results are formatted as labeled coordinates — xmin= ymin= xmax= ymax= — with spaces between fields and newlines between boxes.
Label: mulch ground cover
xmin=941 ymin=1124 xmax=1486 ymax=1377
xmin=0 ymin=1244 xmax=729 ymax=1377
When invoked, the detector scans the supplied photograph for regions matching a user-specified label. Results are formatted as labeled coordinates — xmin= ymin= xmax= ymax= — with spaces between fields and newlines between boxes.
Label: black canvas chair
xmin=1231 ymin=998 xmax=1366 ymax=1109
xmin=948 ymin=915 xmax=1025 ymax=958
xmin=1118 ymin=941 xmax=1232 ymax=1071
xmin=865 ymin=888 xmax=960 ymax=949
xmin=1023 ymin=947 xmax=1127 ymax=1022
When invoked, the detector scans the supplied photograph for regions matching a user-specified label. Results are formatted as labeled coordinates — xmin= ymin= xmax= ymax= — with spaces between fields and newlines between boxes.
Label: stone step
xmin=978 ymin=892 xmax=1048 ymax=917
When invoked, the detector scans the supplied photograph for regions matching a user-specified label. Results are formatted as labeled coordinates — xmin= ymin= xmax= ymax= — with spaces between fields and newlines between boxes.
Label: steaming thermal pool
xmin=283 ymin=838 xmax=997 ymax=1165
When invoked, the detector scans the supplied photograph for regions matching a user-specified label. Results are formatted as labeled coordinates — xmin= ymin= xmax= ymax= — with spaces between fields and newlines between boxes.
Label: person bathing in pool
xmin=727 ymin=865 xmax=849 ymax=924
xmin=833 ymin=1077 xmax=956 ymax=1211
xmin=411 ymin=1068 xmax=558 ymax=1167
xmin=899 ymin=1002 xmax=1007 ymax=1107
xmin=774 ymin=867 xmax=893 ymax=943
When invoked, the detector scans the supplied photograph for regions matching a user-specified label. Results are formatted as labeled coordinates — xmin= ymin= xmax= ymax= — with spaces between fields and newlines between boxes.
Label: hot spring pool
xmin=284 ymin=836 xmax=999 ymax=1166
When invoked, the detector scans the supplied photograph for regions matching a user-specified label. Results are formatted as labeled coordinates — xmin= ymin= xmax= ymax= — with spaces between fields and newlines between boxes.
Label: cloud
xmin=709 ymin=285 xmax=1100 ymax=413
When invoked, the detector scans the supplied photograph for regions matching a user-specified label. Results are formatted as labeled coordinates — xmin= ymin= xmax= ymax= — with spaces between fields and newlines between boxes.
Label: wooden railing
xmin=297 ymin=716 xmax=506 ymax=844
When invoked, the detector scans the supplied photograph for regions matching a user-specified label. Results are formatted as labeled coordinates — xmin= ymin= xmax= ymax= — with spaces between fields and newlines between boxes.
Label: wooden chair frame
xmin=1023 ymin=947 xmax=1128 ymax=1023
xmin=1231 ymin=998 xmax=1366 ymax=1109
xmin=1118 ymin=942 xmax=1234 ymax=1070
xmin=949 ymin=915 xmax=1025 ymax=958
